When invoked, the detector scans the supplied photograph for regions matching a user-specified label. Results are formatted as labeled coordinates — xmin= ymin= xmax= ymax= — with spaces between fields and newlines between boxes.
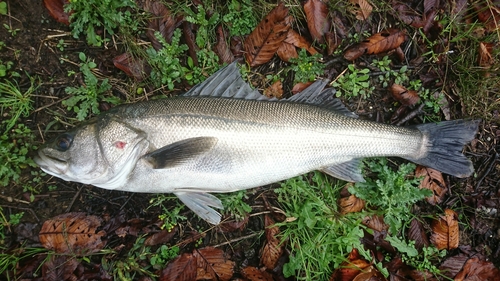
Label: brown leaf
xmin=144 ymin=0 xmax=182 ymax=50
xmin=43 ymin=0 xmax=70 ymax=25
xmin=304 ymin=0 xmax=330 ymax=43
xmin=408 ymin=218 xmax=430 ymax=250
xmin=330 ymin=249 xmax=371 ymax=281
xmin=284 ymin=29 xmax=318 ymax=55
xmin=415 ymin=166 xmax=447 ymax=205
xmin=39 ymin=212 xmax=105 ymax=255
xmin=439 ymin=254 xmax=469 ymax=279
xmin=339 ymin=194 xmax=365 ymax=214
xmin=42 ymin=255 xmax=79 ymax=281
xmin=362 ymin=215 xmax=388 ymax=233
xmin=478 ymin=42 xmax=494 ymax=68
xmin=159 ymin=253 xmax=197 ymax=281
xmin=389 ymin=84 xmax=420 ymax=106
xmin=194 ymin=247 xmax=234 ymax=281
xmin=292 ymin=81 xmax=313 ymax=94
xmin=277 ymin=42 xmax=298 ymax=62
xmin=408 ymin=269 xmax=437 ymax=281
xmin=344 ymin=29 xmax=407 ymax=61
xmin=325 ymin=31 xmax=342 ymax=55
xmin=218 ymin=215 xmax=249 ymax=233
xmin=113 ymin=53 xmax=150 ymax=81
xmin=215 ymin=25 xmax=235 ymax=65
xmin=474 ymin=3 xmax=500 ymax=33
xmin=264 ymin=80 xmax=284 ymax=99
xmin=430 ymin=209 xmax=459 ymax=250
xmin=352 ymin=265 xmax=387 ymax=281
xmin=144 ymin=227 xmax=177 ymax=246
xmin=241 ymin=266 xmax=274 ymax=281
xmin=260 ymin=215 xmax=284 ymax=269
xmin=244 ymin=3 xmax=291 ymax=67
xmin=349 ymin=0 xmax=373 ymax=20
xmin=454 ymin=257 xmax=500 ymax=281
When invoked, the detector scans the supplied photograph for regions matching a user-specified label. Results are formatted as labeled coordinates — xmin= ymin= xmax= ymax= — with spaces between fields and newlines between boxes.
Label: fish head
xmin=35 ymin=118 xmax=149 ymax=188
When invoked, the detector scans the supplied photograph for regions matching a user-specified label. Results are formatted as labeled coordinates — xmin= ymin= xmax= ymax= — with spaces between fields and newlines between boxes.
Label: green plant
xmin=275 ymin=172 xmax=370 ymax=280
xmin=0 ymin=2 xmax=6 ymax=15
xmin=348 ymin=158 xmax=431 ymax=235
xmin=331 ymin=64 xmax=374 ymax=98
xmin=63 ymin=52 xmax=118 ymax=121
xmin=289 ymin=49 xmax=325 ymax=84
xmin=149 ymin=194 xmax=187 ymax=231
xmin=149 ymin=244 xmax=180 ymax=269
xmin=0 ymin=206 xmax=23 ymax=243
xmin=0 ymin=76 xmax=37 ymax=133
xmin=3 ymin=23 xmax=19 ymax=37
xmin=222 ymin=0 xmax=258 ymax=36
xmin=0 ymin=123 xmax=37 ymax=187
xmin=65 ymin=0 xmax=136 ymax=46
xmin=371 ymin=56 xmax=409 ymax=87
xmin=0 ymin=246 xmax=47 ymax=277
xmin=218 ymin=190 xmax=252 ymax=221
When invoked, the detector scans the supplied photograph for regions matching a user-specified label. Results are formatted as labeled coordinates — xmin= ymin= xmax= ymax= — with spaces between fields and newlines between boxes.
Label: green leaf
xmin=0 ymin=2 xmax=7 ymax=15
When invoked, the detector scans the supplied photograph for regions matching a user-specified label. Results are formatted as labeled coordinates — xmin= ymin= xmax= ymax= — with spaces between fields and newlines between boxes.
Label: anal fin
xmin=175 ymin=191 xmax=223 ymax=224
xmin=321 ymin=159 xmax=365 ymax=182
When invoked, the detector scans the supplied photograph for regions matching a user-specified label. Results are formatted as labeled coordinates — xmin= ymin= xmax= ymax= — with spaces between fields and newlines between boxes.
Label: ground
xmin=0 ymin=0 xmax=499 ymax=280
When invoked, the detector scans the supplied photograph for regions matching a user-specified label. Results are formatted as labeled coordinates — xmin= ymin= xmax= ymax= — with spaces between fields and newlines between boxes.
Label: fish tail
xmin=404 ymin=119 xmax=480 ymax=178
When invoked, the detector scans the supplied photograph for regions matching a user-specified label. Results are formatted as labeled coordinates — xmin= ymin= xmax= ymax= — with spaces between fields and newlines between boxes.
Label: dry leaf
xmin=362 ymin=215 xmax=388 ymax=233
xmin=113 ymin=53 xmax=150 ymax=81
xmin=408 ymin=218 xmax=430 ymax=250
xmin=454 ymin=257 xmax=500 ymax=281
xmin=344 ymin=29 xmax=407 ymax=61
xmin=415 ymin=166 xmax=447 ymax=205
xmin=218 ymin=215 xmax=249 ymax=233
xmin=439 ymin=254 xmax=469 ymax=279
xmin=264 ymin=80 xmax=284 ymax=99
xmin=349 ymin=0 xmax=373 ymax=20
xmin=330 ymin=249 xmax=371 ymax=281
xmin=144 ymin=0 xmax=181 ymax=50
xmin=389 ymin=84 xmax=420 ymax=106
xmin=260 ymin=215 xmax=284 ymax=269
xmin=42 ymin=255 xmax=79 ymax=281
xmin=339 ymin=194 xmax=365 ymax=214
xmin=325 ymin=31 xmax=342 ymax=55
xmin=215 ymin=25 xmax=235 ymax=64
xmin=304 ymin=0 xmax=330 ymax=43
xmin=430 ymin=209 xmax=459 ymax=250
xmin=194 ymin=247 xmax=234 ymax=281
xmin=244 ymin=3 xmax=291 ymax=67
xmin=144 ymin=227 xmax=177 ymax=246
xmin=284 ymin=29 xmax=318 ymax=55
xmin=241 ymin=266 xmax=274 ymax=281
xmin=292 ymin=81 xmax=313 ymax=94
xmin=474 ymin=3 xmax=500 ymax=33
xmin=39 ymin=212 xmax=105 ymax=255
xmin=159 ymin=253 xmax=197 ymax=281
xmin=352 ymin=265 xmax=387 ymax=281
xmin=277 ymin=41 xmax=298 ymax=62
xmin=478 ymin=42 xmax=494 ymax=68
xmin=43 ymin=0 xmax=70 ymax=25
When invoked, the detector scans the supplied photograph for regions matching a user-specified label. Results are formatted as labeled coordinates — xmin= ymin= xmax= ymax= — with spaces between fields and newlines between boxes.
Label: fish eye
xmin=55 ymin=134 xmax=73 ymax=152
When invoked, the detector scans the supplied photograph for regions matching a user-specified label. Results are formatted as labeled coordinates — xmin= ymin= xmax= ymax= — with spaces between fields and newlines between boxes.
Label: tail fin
xmin=404 ymin=120 xmax=480 ymax=178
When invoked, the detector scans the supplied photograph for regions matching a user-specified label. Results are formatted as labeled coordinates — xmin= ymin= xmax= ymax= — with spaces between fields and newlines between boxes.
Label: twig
xmin=395 ymin=103 xmax=425 ymax=126
xmin=212 ymin=231 xmax=263 ymax=248
xmin=65 ymin=186 xmax=84 ymax=212
xmin=0 ymin=194 xmax=30 ymax=204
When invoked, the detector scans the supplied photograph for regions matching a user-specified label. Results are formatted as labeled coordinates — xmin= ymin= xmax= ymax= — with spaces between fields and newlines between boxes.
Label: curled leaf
xmin=389 ymin=84 xmax=420 ymax=106
xmin=344 ymin=29 xmax=407 ymax=60
xmin=339 ymin=194 xmax=365 ymax=214
xmin=430 ymin=209 xmax=459 ymax=250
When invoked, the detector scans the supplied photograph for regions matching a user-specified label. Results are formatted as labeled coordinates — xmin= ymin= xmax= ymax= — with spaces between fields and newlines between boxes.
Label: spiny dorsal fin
xmin=142 ymin=137 xmax=218 ymax=169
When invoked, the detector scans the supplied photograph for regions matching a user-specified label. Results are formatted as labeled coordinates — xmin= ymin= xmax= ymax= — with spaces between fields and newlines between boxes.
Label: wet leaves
xmin=430 ymin=209 xmax=459 ymax=250
xmin=260 ymin=215 xmax=284 ymax=269
xmin=43 ymin=0 xmax=70 ymax=25
xmin=389 ymin=84 xmax=420 ymax=106
xmin=415 ymin=166 xmax=447 ymax=205
xmin=344 ymin=29 xmax=407 ymax=60
xmin=303 ymin=0 xmax=330 ymax=43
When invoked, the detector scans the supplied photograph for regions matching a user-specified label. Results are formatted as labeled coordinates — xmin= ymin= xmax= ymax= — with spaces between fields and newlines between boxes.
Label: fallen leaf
xmin=344 ymin=29 xmax=407 ymax=60
xmin=454 ymin=257 xmax=500 ymax=281
xmin=244 ymin=3 xmax=291 ymax=67
xmin=304 ymin=0 xmax=330 ymax=43
xmin=194 ymin=247 xmax=234 ymax=281
xmin=330 ymin=248 xmax=371 ymax=281
xmin=277 ymin=41 xmax=298 ymax=62
xmin=218 ymin=215 xmax=249 ymax=233
xmin=113 ymin=53 xmax=150 ymax=81
xmin=144 ymin=0 xmax=182 ymax=50
xmin=408 ymin=218 xmax=430 ymax=250
xmin=430 ymin=209 xmax=459 ymax=250
xmin=284 ymin=29 xmax=318 ymax=55
xmin=392 ymin=3 xmax=424 ymax=28
xmin=339 ymin=194 xmax=365 ymax=214
xmin=39 ymin=212 xmax=105 ymax=255
xmin=352 ymin=265 xmax=387 ymax=281
xmin=349 ymin=0 xmax=373 ymax=20
xmin=144 ymin=227 xmax=177 ymax=246
xmin=439 ymin=254 xmax=469 ymax=279
xmin=159 ymin=253 xmax=197 ymax=281
xmin=42 ymin=255 xmax=79 ymax=281
xmin=263 ymin=80 xmax=284 ymax=99
xmin=474 ymin=3 xmax=500 ymax=33
xmin=325 ymin=31 xmax=342 ymax=55
xmin=215 ymin=25 xmax=235 ymax=64
xmin=415 ymin=166 xmax=447 ymax=205
xmin=260 ymin=215 xmax=284 ymax=269
xmin=183 ymin=21 xmax=200 ymax=66
xmin=478 ymin=42 xmax=494 ymax=68
xmin=292 ymin=81 xmax=313 ymax=94
xmin=408 ymin=269 xmax=437 ymax=281
xmin=241 ymin=266 xmax=274 ymax=281
xmin=43 ymin=0 xmax=70 ymax=25
xmin=389 ymin=84 xmax=420 ymax=106
xmin=362 ymin=215 xmax=388 ymax=233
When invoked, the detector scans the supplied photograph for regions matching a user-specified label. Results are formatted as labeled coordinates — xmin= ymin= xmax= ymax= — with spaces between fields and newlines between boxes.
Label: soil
xmin=1 ymin=1 xmax=499 ymax=280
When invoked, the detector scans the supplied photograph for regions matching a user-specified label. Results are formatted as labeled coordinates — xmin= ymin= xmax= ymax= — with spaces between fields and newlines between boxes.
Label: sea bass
xmin=35 ymin=62 xmax=479 ymax=224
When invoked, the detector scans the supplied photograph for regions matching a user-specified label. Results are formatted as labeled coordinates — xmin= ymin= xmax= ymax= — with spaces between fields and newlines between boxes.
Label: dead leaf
xmin=478 ymin=42 xmax=494 ymax=68
xmin=218 ymin=215 xmax=249 ymax=233
xmin=430 ymin=209 xmax=459 ymax=250
xmin=439 ymin=254 xmax=469 ymax=279
xmin=304 ymin=0 xmax=330 ymax=43
xmin=264 ymin=80 xmax=284 ymax=99
xmin=415 ymin=166 xmax=447 ymax=205
xmin=408 ymin=218 xmax=430 ymax=250
xmin=39 ymin=212 xmax=105 ymax=255
xmin=362 ymin=215 xmax=388 ymax=233
xmin=43 ymin=0 xmax=70 ymax=25
xmin=325 ymin=31 xmax=342 ymax=55
xmin=284 ymin=29 xmax=318 ymax=55
xmin=339 ymin=194 xmax=365 ymax=214
xmin=42 ymin=255 xmax=79 ymax=281
xmin=292 ymin=81 xmax=313 ymax=94
xmin=144 ymin=227 xmax=177 ymax=246
xmin=330 ymin=248 xmax=371 ymax=281
xmin=194 ymin=247 xmax=234 ymax=281
xmin=344 ymin=29 xmax=407 ymax=61
xmin=474 ymin=3 xmax=500 ymax=33
xmin=215 ymin=25 xmax=235 ymax=64
xmin=159 ymin=253 xmax=197 ymax=281
xmin=349 ymin=0 xmax=373 ymax=20
xmin=241 ymin=266 xmax=274 ymax=281
xmin=352 ymin=265 xmax=387 ymax=281
xmin=260 ymin=215 xmax=284 ymax=269
xmin=244 ymin=3 xmax=291 ymax=67
xmin=144 ymin=0 xmax=182 ymax=50
xmin=454 ymin=257 xmax=500 ymax=281
xmin=113 ymin=53 xmax=150 ymax=81
xmin=277 ymin=41 xmax=298 ymax=62
xmin=389 ymin=84 xmax=420 ymax=106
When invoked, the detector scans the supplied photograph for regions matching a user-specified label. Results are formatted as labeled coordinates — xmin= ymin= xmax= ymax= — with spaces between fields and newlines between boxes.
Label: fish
xmin=35 ymin=62 xmax=479 ymax=224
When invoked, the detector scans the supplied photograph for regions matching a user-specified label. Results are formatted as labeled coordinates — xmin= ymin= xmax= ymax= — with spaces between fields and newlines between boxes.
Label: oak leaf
xmin=304 ymin=0 xmax=330 ymax=43
xmin=39 ymin=212 xmax=105 ymax=255
xmin=415 ymin=166 xmax=447 ymax=205
xmin=430 ymin=209 xmax=459 ymax=250
xmin=344 ymin=29 xmax=407 ymax=61
xmin=194 ymin=247 xmax=234 ymax=281
xmin=260 ymin=215 xmax=284 ymax=269
xmin=244 ymin=3 xmax=291 ymax=67
xmin=159 ymin=253 xmax=197 ymax=281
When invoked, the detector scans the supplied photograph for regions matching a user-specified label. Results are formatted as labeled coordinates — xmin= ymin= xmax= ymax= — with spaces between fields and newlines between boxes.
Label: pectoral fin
xmin=321 ymin=159 xmax=365 ymax=182
xmin=142 ymin=137 xmax=218 ymax=169
xmin=175 ymin=191 xmax=223 ymax=224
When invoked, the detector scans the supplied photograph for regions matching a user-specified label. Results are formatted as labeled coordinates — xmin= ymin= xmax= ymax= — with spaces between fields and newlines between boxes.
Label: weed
xmin=289 ymin=49 xmax=325 ymax=84
xmin=331 ymin=64 xmax=374 ymax=98
xmin=56 ymin=39 xmax=66 ymax=51
xmin=0 ymin=206 xmax=23 ymax=243
xmin=63 ymin=52 xmax=118 ymax=121
xmin=0 ymin=76 xmax=37 ymax=133
xmin=65 ymin=0 xmax=136 ymax=46
xmin=371 ymin=56 xmax=409 ymax=87
xmin=150 ymin=244 xmax=180 ymax=269
xmin=0 ymin=246 xmax=47 ymax=277
xmin=149 ymin=194 xmax=187 ymax=231
xmin=387 ymin=236 xmax=446 ymax=275
xmin=3 ymin=23 xmax=19 ymax=37
xmin=223 ymin=0 xmax=258 ymax=36
xmin=218 ymin=190 xmax=252 ymax=221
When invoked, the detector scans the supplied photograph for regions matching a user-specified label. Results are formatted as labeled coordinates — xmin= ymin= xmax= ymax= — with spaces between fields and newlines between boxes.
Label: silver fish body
xmin=35 ymin=63 xmax=479 ymax=224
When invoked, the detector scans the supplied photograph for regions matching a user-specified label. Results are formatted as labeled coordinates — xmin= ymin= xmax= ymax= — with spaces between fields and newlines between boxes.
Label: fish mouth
xmin=34 ymin=151 xmax=69 ymax=176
